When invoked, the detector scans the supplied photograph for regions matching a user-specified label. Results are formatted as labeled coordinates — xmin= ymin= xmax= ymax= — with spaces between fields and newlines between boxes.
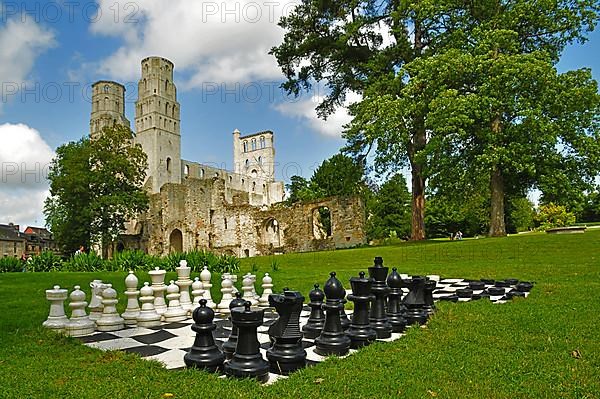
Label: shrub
xmin=0 ymin=256 xmax=22 ymax=273
xmin=63 ymin=252 xmax=104 ymax=272
xmin=106 ymin=250 xmax=159 ymax=272
xmin=28 ymin=251 xmax=63 ymax=272
xmin=535 ymin=203 xmax=576 ymax=230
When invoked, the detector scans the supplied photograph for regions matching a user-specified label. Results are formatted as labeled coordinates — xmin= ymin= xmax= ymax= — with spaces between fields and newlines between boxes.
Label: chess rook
xmin=403 ymin=276 xmax=429 ymax=326
xmin=224 ymin=302 xmax=270 ymax=383
xmin=347 ymin=272 xmax=377 ymax=348
xmin=314 ymin=272 xmax=351 ymax=356
xmin=368 ymin=257 xmax=393 ymax=339
xmin=43 ymin=285 xmax=69 ymax=332
xmin=184 ymin=299 xmax=225 ymax=372
xmin=267 ymin=290 xmax=307 ymax=375
xmin=302 ymin=284 xmax=325 ymax=339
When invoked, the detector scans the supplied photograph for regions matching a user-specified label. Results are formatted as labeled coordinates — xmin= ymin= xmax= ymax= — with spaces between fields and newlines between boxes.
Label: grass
xmin=1 ymin=231 xmax=599 ymax=398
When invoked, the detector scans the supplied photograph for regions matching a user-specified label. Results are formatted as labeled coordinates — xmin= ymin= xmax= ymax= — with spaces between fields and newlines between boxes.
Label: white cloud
xmin=0 ymin=18 xmax=56 ymax=111
xmin=0 ymin=123 xmax=54 ymax=227
xmin=274 ymin=92 xmax=362 ymax=138
xmin=89 ymin=0 xmax=296 ymax=85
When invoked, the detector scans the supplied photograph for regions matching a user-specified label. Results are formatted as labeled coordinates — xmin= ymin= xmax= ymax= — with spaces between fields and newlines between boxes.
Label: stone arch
xmin=169 ymin=229 xmax=183 ymax=253
xmin=251 ymin=170 xmax=258 ymax=178
xmin=312 ymin=206 xmax=332 ymax=239
xmin=262 ymin=218 xmax=282 ymax=247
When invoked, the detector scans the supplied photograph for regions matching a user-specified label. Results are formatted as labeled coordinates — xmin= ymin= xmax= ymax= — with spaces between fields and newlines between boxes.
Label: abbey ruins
xmin=90 ymin=56 xmax=366 ymax=257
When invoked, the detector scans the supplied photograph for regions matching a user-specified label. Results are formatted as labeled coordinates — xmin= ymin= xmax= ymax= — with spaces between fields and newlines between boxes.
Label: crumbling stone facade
xmin=93 ymin=56 xmax=366 ymax=257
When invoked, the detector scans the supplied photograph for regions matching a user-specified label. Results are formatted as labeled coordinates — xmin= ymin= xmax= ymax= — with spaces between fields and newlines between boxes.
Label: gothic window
xmin=104 ymin=97 xmax=109 ymax=110
xmin=116 ymin=100 xmax=119 ymax=110
xmin=252 ymin=182 xmax=256 ymax=192
xmin=243 ymin=141 xmax=248 ymax=152
xmin=165 ymin=80 xmax=169 ymax=92
xmin=104 ymin=84 xmax=110 ymax=93
xmin=228 ymin=176 xmax=233 ymax=183
xmin=172 ymin=105 xmax=176 ymax=117
xmin=260 ymin=136 xmax=265 ymax=148
xmin=251 ymin=139 xmax=256 ymax=150
xmin=166 ymin=157 xmax=172 ymax=172
xmin=184 ymin=165 xmax=189 ymax=176
xmin=166 ymin=102 xmax=170 ymax=115
xmin=245 ymin=159 xmax=249 ymax=168
xmin=258 ymin=156 xmax=262 ymax=165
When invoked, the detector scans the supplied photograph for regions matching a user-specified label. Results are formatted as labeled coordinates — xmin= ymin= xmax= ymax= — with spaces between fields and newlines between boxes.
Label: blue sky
xmin=0 ymin=0 xmax=599 ymax=228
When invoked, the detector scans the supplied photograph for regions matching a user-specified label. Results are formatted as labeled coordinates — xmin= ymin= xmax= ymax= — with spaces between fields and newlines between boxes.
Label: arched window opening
xmin=245 ymin=159 xmax=249 ymax=168
xmin=166 ymin=157 xmax=172 ymax=172
xmin=184 ymin=165 xmax=190 ymax=176
xmin=313 ymin=207 xmax=332 ymax=239
xmin=251 ymin=139 xmax=256 ymax=151
xmin=243 ymin=141 xmax=248 ymax=152
xmin=260 ymin=136 xmax=265 ymax=148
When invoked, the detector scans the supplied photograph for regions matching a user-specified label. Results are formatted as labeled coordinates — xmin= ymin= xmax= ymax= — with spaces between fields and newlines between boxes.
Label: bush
xmin=535 ymin=203 xmax=576 ymax=230
xmin=28 ymin=251 xmax=63 ymax=272
xmin=161 ymin=250 xmax=241 ymax=274
xmin=106 ymin=250 xmax=159 ymax=272
xmin=0 ymin=256 xmax=23 ymax=273
xmin=63 ymin=252 xmax=104 ymax=272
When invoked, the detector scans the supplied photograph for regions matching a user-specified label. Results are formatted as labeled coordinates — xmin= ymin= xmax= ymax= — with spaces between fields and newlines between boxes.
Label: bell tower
xmin=90 ymin=81 xmax=130 ymax=140
xmin=133 ymin=56 xmax=181 ymax=193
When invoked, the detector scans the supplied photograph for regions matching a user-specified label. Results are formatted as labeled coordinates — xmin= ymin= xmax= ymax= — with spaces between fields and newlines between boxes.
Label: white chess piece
xmin=136 ymin=282 xmax=161 ymax=327
xmin=175 ymin=260 xmax=193 ymax=312
xmin=163 ymin=280 xmax=188 ymax=322
xmin=43 ymin=285 xmax=68 ymax=332
xmin=200 ymin=266 xmax=216 ymax=309
xmin=190 ymin=277 xmax=204 ymax=312
xmin=149 ymin=267 xmax=167 ymax=315
xmin=95 ymin=284 xmax=125 ymax=332
xmin=258 ymin=273 xmax=273 ymax=307
xmin=88 ymin=280 xmax=107 ymax=321
xmin=217 ymin=277 xmax=234 ymax=313
xmin=122 ymin=271 xmax=141 ymax=326
xmin=249 ymin=274 xmax=259 ymax=300
xmin=242 ymin=275 xmax=258 ymax=306
xmin=65 ymin=285 xmax=96 ymax=337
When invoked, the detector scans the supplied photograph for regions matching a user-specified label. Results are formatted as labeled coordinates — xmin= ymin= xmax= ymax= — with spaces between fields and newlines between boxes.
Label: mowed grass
xmin=0 ymin=231 xmax=599 ymax=398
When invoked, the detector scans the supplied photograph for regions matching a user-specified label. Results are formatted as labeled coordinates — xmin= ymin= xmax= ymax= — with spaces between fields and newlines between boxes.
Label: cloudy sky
xmin=1 ymin=0 xmax=599 ymax=229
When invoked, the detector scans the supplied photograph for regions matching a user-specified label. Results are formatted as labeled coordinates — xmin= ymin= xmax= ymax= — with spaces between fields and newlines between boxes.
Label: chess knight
xmin=90 ymin=56 xmax=366 ymax=258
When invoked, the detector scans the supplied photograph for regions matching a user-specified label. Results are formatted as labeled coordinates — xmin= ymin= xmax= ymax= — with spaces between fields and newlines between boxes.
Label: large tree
xmin=272 ymin=0 xmax=471 ymax=240
xmin=45 ymin=126 xmax=149 ymax=256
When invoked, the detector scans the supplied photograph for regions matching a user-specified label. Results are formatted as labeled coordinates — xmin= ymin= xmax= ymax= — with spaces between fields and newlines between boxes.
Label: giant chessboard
xmin=76 ymin=277 xmax=532 ymax=384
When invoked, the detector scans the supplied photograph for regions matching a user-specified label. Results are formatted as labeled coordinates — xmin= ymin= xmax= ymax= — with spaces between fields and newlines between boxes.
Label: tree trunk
xmin=411 ymin=163 xmax=426 ymax=240
xmin=489 ymin=165 xmax=506 ymax=237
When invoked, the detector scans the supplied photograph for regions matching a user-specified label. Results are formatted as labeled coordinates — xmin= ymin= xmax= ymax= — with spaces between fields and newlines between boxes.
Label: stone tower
xmin=90 ymin=81 xmax=130 ymax=140
xmin=233 ymin=129 xmax=276 ymax=182
xmin=134 ymin=57 xmax=181 ymax=193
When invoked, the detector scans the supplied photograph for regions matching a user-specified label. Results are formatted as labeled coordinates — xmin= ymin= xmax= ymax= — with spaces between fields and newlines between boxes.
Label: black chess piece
xmin=386 ymin=268 xmax=407 ymax=333
xmin=402 ymin=276 xmax=429 ymax=326
xmin=340 ymin=296 xmax=351 ymax=331
xmin=368 ymin=257 xmax=392 ymax=339
xmin=424 ymin=279 xmax=437 ymax=315
xmin=314 ymin=272 xmax=351 ymax=356
xmin=266 ymin=290 xmax=306 ymax=374
xmin=183 ymin=299 xmax=225 ymax=372
xmin=222 ymin=292 xmax=246 ymax=360
xmin=224 ymin=302 xmax=270 ymax=382
xmin=347 ymin=271 xmax=377 ymax=348
xmin=302 ymin=284 xmax=325 ymax=339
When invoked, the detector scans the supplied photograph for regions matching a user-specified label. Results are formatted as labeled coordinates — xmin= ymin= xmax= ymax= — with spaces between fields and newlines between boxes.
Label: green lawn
xmin=1 ymin=231 xmax=599 ymax=398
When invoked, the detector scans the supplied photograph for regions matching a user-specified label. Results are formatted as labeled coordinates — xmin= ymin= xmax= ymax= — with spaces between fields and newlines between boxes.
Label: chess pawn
xmin=88 ymin=280 xmax=106 ymax=321
xmin=176 ymin=260 xmax=193 ymax=312
xmin=368 ymin=256 xmax=393 ymax=339
xmin=65 ymin=285 xmax=96 ymax=337
xmin=136 ymin=282 xmax=161 ymax=327
xmin=200 ymin=266 xmax=216 ymax=309
xmin=402 ymin=276 xmax=429 ymax=326
xmin=302 ymin=284 xmax=325 ymax=339
xmin=43 ymin=285 xmax=68 ymax=332
xmin=224 ymin=302 xmax=270 ymax=383
xmin=217 ymin=277 xmax=234 ymax=313
xmin=258 ymin=273 xmax=273 ymax=307
xmin=386 ymin=268 xmax=407 ymax=333
xmin=149 ymin=267 xmax=167 ymax=315
xmin=222 ymin=292 xmax=247 ymax=360
xmin=122 ymin=271 xmax=140 ymax=326
xmin=314 ymin=272 xmax=351 ymax=356
xmin=184 ymin=299 xmax=225 ymax=372
xmin=347 ymin=272 xmax=377 ymax=349
xmin=267 ymin=290 xmax=307 ymax=375
xmin=242 ymin=275 xmax=258 ymax=306
xmin=95 ymin=284 xmax=125 ymax=332
xmin=163 ymin=280 xmax=188 ymax=322
xmin=191 ymin=277 xmax=205 ymax=312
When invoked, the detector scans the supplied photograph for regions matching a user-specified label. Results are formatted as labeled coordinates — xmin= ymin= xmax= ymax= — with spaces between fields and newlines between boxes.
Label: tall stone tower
xmin=89 ymin=81 xmax=130 ymax=140
xmin=233 ymin=129 xmax=276 ymax=181
xmin=134 ymin=57 xmax=181 ymax=193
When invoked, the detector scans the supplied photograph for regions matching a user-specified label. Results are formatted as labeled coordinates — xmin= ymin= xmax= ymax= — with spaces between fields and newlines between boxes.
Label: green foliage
xmin=506 ymin=197 xmax=536 ymax=233
xmin=105 ymin=250 xmax=159 ymax=272
xmin=0 ymin=257 xmax=22 ymax=273
xmin=27 ymin=251 xmax=63 ymax=272
xmin=425 ymin=193 xmax=489 ymax=238
xmin=535 ymin=203 xmax=576 ymax=230
xmin=62 ymin=252 xmax=105 ymax=272
xmin=44 ymin=125 xmax=149 ymax=255
xmin=250 ymin=262 xmax=260 ymax=273
xmin=163 ymin=250 xmax=240 ymax=274
xmin=579 ymin=191 xmax=600 ymax=222
xmin=367 ymin=174 xmax=412 ymax=241
xmin=270 ymin=259 xmax=280 ymax=272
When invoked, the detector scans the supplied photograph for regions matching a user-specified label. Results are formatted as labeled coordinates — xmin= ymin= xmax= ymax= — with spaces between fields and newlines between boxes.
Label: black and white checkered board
xmin=76 ymin=277 xmax=531 ymax=384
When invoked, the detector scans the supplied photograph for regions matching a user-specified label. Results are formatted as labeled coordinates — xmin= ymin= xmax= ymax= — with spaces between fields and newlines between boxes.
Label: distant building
xmin=0 ymin=224 xmax=58 ymax=258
